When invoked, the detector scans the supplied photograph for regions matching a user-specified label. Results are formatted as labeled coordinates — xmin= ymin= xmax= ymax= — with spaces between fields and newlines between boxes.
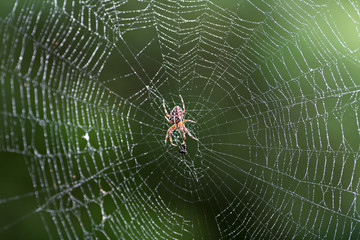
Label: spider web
xmin=1 ymin=0 xmax=360 ymax=239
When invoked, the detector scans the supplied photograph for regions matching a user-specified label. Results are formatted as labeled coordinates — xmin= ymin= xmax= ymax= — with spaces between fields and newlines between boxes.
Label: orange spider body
xmin=163 ymin=95 xmax=198 ymax=146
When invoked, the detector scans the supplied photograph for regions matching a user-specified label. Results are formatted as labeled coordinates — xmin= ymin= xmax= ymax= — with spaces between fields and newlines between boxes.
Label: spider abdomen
xmin=170 ymin=106 xmax=182 ymax=123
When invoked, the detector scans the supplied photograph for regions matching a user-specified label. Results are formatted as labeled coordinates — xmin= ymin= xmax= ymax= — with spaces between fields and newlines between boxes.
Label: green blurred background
xmin=0 ymin=1 xmax=46 ymax=239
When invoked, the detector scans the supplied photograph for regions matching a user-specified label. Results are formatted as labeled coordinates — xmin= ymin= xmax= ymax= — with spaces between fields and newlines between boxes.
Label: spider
xmin=163 ymin=95 xmax=198 ymax=146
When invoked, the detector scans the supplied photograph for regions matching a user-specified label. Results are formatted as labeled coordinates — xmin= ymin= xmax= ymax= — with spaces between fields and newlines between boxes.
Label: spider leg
xmin=183 ymin=125 xmax=199 ymax=141
xmin=180 ymin=95 xmax=185 ymax=117
xmin=165 ymin=125 xmax=173 ymax=144
xmin=169 ymin=130 xmax=177 ymax=146
xmin=165 ymin=116 xmax=172 ymax=123
xmin=163 ymin=99 xmax=170 ymax=119
xmin=180 ymin=127 xmax=186 ymax=140
xmin=165 ymin=125 xmax=177 ymax=146
xmin=183 ymin=119 xmax=196 ymax=124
